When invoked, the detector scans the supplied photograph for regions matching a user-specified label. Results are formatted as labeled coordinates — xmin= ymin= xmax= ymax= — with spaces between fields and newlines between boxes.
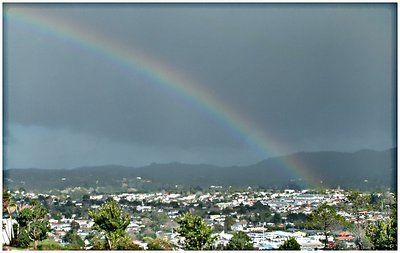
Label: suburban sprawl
xmin=2 ymin=186 xmax=397 ymax=250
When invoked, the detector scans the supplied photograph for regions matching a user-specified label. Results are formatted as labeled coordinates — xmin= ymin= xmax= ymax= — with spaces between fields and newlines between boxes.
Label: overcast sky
xmin=4 ymin=3 xmax=396 ymax=169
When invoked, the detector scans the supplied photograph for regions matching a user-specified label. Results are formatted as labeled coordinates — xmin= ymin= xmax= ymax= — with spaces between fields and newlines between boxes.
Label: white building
xmin=1 ymin=219 xmax=16 ymax=246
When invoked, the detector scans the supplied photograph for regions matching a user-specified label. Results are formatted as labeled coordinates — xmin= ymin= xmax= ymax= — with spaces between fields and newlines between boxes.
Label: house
xmin=335 ymin=231 xmax=354 ymax=242
xmin=231 ymin=223 xmax=244 ymax=231
xmin=213 ymin=231 xmax=233 ymax=248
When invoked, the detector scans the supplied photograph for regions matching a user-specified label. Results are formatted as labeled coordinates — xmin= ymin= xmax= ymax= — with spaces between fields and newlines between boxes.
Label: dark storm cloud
xmin=4 ymin=4 xmax=396 ymax=168
xmin=5 ymin=20 xmax=239 ymax=148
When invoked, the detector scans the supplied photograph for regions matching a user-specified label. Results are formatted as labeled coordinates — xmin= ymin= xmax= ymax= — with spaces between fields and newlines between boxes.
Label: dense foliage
xmin=279 ymin=237 xmax=301 ymax=250
xmin=63 ymin=221 xmax=85 ymax=249
xmin=145 ymin=237 xmax=174 ymax=250
xmin=175 ymin=212 xmax=215 ymax=250
xmin=226 ymin=231 xmax=254 ymax=250
xmin=15 ymin=200 xmax=51 ymax=249
xmin=306 ymin=203 xmax=346 ymax=249
xmin=366 ymin=210 xmax=397 ymax=250
xmin=88 ymin=199 xmax=142 ymax=250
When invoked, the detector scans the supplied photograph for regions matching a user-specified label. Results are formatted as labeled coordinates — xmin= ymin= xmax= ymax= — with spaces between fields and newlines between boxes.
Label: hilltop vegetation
xmin=4 ymin=149 xmax=396 ymax=193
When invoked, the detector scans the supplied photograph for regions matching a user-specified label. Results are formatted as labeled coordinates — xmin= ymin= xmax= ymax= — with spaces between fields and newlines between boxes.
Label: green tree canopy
xmin=70 ymin=220 xmax=80 ymax=231
xmin=16 ymin=201 xmax=51 ymax=249
xmin=89 ymin=199 xmax=140 ymax=250
xmin=366 ymin=213 xmax=397 ymax=250
xmin=145 ymin=237 xmax=174 ymax=250
xmin=346 ymin=191 xmax=373 ymax=250
xmin=279 ymin=237 xmax=301 ymax=250
xmin=63 ymin=229 xmax=85 ymax=249
xmin=347 ymin=191 xmax=371 ymax=213
xmin=272 ymin=212 xmax=282 ymax=224
xmin=3 ymin=191 xmax=12 ymax=213
xmin=306 ymin=203 xmax=346 ymax=249
xmin=226 ymin=231 xmax=253 ymax=250
xmin=175 ymin=212 xmax=215 ymax=250
xmin=224 ymin=216 xmax=236 ymax=231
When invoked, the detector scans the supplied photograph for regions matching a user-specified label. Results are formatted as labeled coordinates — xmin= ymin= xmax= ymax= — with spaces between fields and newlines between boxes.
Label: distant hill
xmin=3 ymin=148 xmax=396 ymax=193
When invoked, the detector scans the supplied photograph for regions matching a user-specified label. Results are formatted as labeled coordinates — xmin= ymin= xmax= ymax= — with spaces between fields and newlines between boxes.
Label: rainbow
xmin=5 ymin=6 xmax=320 ymax=188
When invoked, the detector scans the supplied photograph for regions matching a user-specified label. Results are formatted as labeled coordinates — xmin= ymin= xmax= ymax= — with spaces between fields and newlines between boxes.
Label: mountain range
xmin=3 ymin=148 xmax=396 ymax=193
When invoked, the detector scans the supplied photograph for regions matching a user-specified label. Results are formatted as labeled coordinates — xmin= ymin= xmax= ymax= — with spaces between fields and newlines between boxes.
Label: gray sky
xmin=4 ymin=4 xmax=396 ymax=169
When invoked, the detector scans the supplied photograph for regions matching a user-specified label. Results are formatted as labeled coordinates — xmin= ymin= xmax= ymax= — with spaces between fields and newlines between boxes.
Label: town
xmin=2 ymin=186 xmax=397 ymax=250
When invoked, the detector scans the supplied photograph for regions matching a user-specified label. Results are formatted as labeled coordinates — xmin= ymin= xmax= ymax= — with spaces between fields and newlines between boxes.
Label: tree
xmin=279 ymin=237 xmax=301 ymax=250
xmin=333 ymin=240 xmax=348 ymax=250
xmin=3 ymin=191 xmax=12 ymax=213
xmin=70 ymin=220 xmax=80 ymax=231
xmin=346 ymin=191 xmax=371 ymax=250
xmin=16 ymin=200 xmax=51 ymax=250
xmin=62 ymin=220 xmax=84 ymax=249
xmin=175 ymin=212 xmax=215 ymax=250
xmin=224 ymin=216 xmax=236 ymax=231
xmin=145 ymin=237 xmax=174 ymax=250
xmin=85 ymin=231 xmax=107 ymax=250
xmin=214 ymin=223 xmax=224 ymax=233
xmin=286 ymin=212 xmax=307 ymax=228
xmin=226 ymin=231 xmax=253 ymax=250
xmin=89 ymin=199 xmax=140 ymax=250
xmin=272 ymin=212 xmax=282 ymax=224
xmin=82 ymin=194 xmax=91 ymax=202
xmin=366 ymin=214 xmax=397 ymax=250
xmin=287 ymin=212 xmax=307 ymax=223
xmin=37 ymin=239 xmax=65 ymax=250
xmin=13 ymin=228 xmax=31 ymax=248
xmin=63 ymin=230 xmax=85 ymax=249
xmin=148 ymin=211 xmax=169 ymax=232
xmin=306 ymin=203 xmax=346 ymax=249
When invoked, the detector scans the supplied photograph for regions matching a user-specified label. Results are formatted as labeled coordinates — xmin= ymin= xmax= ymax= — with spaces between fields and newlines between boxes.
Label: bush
xmin=279 ymin=237 xmax=301 ymax=250
xmin=63 ymin=230 xmax=85 ymax=248
xmin=37 ymin=239 xmax=65 ymax=250
xmin=12 ymin=228 xmax=31 ymax=248
xmin=175 ymin=212 xmax=215 ymax=250
xmin=64 ymin=243 xmax=85 ymax=250
xmin=120 ymin=242 xmax=144 ymax=250
xmin=146 ymin=237 xmax=173 ymax=250
xmin=226 ymin=231 xmax=254 ymax=250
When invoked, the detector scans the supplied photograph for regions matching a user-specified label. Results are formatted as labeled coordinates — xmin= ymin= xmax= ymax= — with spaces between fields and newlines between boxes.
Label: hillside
xmin=3 ymin=148 xmax=396 ymax=192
